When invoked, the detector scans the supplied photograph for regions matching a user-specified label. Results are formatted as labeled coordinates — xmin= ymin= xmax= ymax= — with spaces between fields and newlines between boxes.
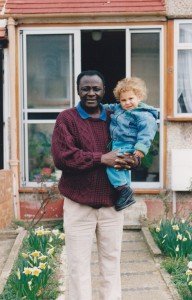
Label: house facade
xmin=0 ymin=0 xmax=192 ymax=224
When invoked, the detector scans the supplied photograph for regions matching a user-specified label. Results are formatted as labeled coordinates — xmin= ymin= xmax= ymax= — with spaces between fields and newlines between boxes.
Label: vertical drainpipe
xmin=7 ymin=17 xmax=20 ymax=220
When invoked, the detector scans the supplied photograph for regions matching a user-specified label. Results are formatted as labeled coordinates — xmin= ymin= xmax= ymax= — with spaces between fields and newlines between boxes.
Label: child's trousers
xmin=107 ymin=141 xmax=134 ymax=188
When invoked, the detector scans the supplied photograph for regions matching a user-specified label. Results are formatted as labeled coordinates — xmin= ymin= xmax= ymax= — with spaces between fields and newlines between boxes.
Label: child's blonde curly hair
xmin=113 ymin=77 xmax=148 ymax=101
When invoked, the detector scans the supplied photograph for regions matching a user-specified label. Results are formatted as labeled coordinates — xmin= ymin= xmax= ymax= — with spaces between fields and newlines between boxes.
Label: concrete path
xmin=57 ymin=229 xmax=181 ymax=300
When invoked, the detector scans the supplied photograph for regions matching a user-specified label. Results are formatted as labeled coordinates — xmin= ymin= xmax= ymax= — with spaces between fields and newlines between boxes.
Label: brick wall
xmin=0 ymin=170 xmax=14 ymax=229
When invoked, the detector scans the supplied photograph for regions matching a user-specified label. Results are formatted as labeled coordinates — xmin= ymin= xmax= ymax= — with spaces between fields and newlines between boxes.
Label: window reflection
xmin=27 ymin=35 xmax=72 ymax=109
xmin=131 ymin=32 xmax=160 ymax=182
xmin=28 ymin=123 xmax=58 ymax=182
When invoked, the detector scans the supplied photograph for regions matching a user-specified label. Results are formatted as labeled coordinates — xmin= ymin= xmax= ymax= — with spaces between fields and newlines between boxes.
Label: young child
xmin=105 ymin=77 xmax=158 ymax=211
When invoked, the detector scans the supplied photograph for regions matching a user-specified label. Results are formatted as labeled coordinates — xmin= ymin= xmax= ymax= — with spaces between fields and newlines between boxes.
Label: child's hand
xmin=134 ymin=150 xmax=144 ymax=158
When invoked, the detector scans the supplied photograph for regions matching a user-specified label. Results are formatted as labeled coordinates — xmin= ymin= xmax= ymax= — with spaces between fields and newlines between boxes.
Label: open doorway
xmin=81 ymin=30 xmax=125 ymax=103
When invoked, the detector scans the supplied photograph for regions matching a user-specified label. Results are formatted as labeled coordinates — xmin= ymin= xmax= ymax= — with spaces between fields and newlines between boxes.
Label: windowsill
xmin=134 ymin=189 xmax=164 ymax=194
xmin=19 ymin=188 xmax=48 ymax=193
xmin=19 ymin=188 xmax=163 ymax=195
xmin=167 ymin=116 xmax=192 ymax=121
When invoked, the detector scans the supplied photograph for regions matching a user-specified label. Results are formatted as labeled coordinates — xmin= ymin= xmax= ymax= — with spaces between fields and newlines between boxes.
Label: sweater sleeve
xmin=51 ymin=115 xmax=102 ymax=173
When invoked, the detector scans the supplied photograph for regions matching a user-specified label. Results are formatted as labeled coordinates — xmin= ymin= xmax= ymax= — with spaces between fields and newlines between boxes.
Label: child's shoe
xmin=115 ymin=185 xmax=136 ymax=211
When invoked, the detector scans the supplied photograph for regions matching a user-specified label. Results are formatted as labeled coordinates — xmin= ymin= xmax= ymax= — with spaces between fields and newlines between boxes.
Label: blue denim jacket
xmin=105 ymin=102 xmax=159 ymax=155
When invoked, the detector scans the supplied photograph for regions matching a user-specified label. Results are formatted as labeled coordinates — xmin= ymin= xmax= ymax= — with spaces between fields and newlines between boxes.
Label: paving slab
xmin=57 ymin=229 xmax=182 ymax=300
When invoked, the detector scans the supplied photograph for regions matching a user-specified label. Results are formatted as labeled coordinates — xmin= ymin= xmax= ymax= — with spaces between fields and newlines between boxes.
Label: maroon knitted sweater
xmin=51 ymin=107 xmax=117 ymax=207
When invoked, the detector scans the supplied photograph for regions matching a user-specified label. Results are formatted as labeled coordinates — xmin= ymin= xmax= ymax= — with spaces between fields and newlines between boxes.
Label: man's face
xmin=78 ymin=75 xmax=105 ymax=110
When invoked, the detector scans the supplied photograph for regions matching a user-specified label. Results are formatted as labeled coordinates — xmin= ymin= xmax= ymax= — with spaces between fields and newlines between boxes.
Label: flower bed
xmin=0 ymin=226 xmax=65 ymax=300
xmin=152 ymin=218 xmax=192 ymax=300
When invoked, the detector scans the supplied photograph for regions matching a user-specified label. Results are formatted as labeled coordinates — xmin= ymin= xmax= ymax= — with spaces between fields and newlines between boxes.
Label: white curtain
xmin=177 ymin=25 xmax=192 ymax=113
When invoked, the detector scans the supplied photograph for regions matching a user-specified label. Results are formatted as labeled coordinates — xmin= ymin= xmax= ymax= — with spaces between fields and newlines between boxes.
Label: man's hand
xmin=101 ymin=151 xmax=141 ymax=170
xmin=114 ymin=153 xmax=141 ymax=170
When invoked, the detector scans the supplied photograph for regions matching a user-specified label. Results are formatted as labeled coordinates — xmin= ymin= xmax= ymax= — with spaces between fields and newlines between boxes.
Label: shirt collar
xmin=76 ymin=102 xmax=107 ymax=121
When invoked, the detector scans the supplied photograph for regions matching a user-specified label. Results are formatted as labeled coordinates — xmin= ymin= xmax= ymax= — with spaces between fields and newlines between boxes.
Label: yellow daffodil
xmin=183 ymin=237 xmax=187 ymax=242
xmin=44 ymin=230 xmax=52 ymax=235
xmin=36 ymin=229 xmax=44 ymax=236
xmin=21 ymin=252 xmax=28 ymax=259
xmin=31 ymin=250 xmax=40 ymax=257
xmin=156 ymin=227 xmax=160 ymax=233
xmin=23 ymin=267 xmax=32 ymax=275
xmin=31 ymin=267 xmax=42 ymax=277
xmin=186 ymin=269 xmax=192 ymax=276
xmin=39 ymin=255 xmax=47 ymax=261
xmin=59 ymin=233 xmax=65 ymax=240
xmin=39 ymin=262 xmax=47 ymax=269
xmin=172 ymin=225 xmax=179 ymax=231
xmin=189 ymin=281 xmax=192 ymax=286
xmin=48 ymin=247 xmax=55 ymax=255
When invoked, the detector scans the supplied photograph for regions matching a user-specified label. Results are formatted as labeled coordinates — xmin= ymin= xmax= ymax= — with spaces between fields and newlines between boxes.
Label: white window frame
xmin=19 ymin=25 xmax=163 ymax=189
xmin=174 ymin=20 xmax=192 ymax=117
xmin=18 ymin=27 xmax=81 ymax=187
xmin=126 ymin=26 xmax=164 ymax=189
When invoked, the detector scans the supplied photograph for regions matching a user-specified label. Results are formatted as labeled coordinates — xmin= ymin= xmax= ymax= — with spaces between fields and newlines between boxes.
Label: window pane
xmin=131 ymin=32 xmax=160 ymax=183
xmin=177 ymin=50 xmax=192 ymax=113
xmin=28 ymin=123 xmax=58 ymax=182
xmin=179 ymin=24 xmax=192 ymax=43
xmin=131 ymin=127 xmax=160 ymax=182
xmin=27 ymin=35 xmax=73 ymax=109
xmin=131 ymin=32 xmax=160 ymax=108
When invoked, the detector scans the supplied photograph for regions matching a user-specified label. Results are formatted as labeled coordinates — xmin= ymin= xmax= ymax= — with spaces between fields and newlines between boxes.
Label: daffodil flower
xmin=172 ymin=225 xmax=179 ymax=231
xmin=59 ymin=233 xmax=65 ymax=240
xmin=39 ymin=255 xmax=48 ymax=261
xmin=23 ymin=268 xmax=32 ymax=275
xmin=52 ymin=229 xmax=59 ymax=236
xmin=44 ymin=230 xmax=52 ymax=235
xmin=39 ymin=262 xmax=47 ymax=269
xmin=188 ymin=261 xmax=192 ymax=270
xmin=31 ymin=267 xmax=42 ymax=277
xmin=16 ymin=268 xmax=21 ymax=280
xmin=156 ymin=227 xmax=160 ymax=233
xmin=186 ymin=269 xmax=192 ymax=276
xmin=183 ymin=237 xmax=187 ymax=242
xmin=175 ymin=245 xmax=179 ymax=252
xmin=28 ymin=280 xmax=32 ymax=291
xmin=49 ymin=237 xmax=53 ymax=243
xmin=31 ymin=250 xmax=40 ymax=257
xmin=21 ymin=252 xmax=28 ymax=259
xmin=189 ymin=281 xmax=192 ymax=286
xmin=48 ymin=247 xmax=55 ymax=255
xmin=177 ymin=233 xmax=182 ymax=241
xmin=36 ymin=229 xmax=44 ymax=236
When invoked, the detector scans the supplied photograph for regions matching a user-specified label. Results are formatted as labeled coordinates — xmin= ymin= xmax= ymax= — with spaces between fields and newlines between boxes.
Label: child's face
xmin=119 ymin=90 xmax=141 ymax=111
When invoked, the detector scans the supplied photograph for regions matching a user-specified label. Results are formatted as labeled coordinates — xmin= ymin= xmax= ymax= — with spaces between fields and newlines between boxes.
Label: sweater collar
xmin=76 ymin=102 xmax=107 ymax=121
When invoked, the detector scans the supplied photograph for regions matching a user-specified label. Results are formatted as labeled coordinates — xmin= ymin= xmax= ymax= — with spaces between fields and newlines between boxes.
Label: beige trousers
xmin=64 ymin=197 xmax=124 ymax=300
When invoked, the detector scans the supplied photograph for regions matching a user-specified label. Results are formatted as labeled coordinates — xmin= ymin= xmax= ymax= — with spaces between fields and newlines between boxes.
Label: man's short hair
xmin=77 ymin=70 xmax=105 ymax=91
